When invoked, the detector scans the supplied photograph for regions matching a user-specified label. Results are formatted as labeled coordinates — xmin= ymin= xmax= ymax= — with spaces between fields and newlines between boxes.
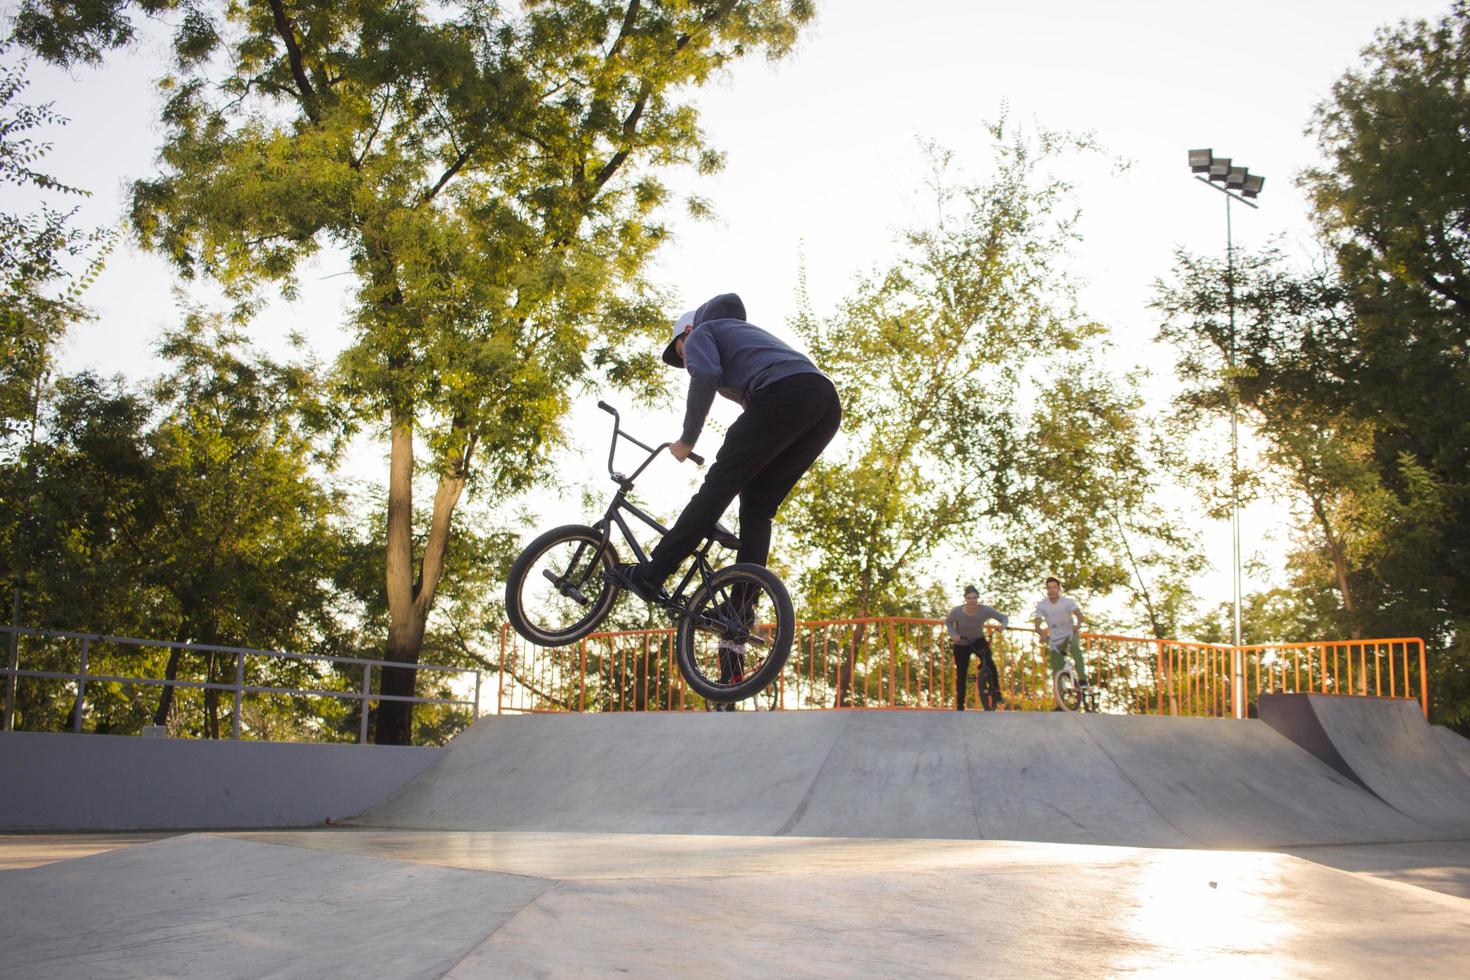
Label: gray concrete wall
xmin=0 ymin=731 xmax=447 ymax=831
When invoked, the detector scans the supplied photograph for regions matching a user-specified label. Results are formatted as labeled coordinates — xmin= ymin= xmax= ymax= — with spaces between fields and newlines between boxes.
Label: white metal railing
xmin=1 ymin=625 xmax=481 ymax=744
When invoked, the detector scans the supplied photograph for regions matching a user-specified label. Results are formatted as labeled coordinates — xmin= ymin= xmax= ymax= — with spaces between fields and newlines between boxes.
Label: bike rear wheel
xmin=505 ymin=524 xmax=619 ymax=647
xmin=675 ymin=563 xmax=794 ymax=703
xmin=1053 ymin=668 xmax=1084 ymax=712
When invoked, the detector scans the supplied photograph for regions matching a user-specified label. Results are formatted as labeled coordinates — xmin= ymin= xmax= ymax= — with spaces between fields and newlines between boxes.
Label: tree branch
xmin=422 ymin=144 xmax=475 ymax=204
xmin=606 ymin=1 xmax=641 ymax=60
xmin=267 ymin=0 xmax=319 ymax=122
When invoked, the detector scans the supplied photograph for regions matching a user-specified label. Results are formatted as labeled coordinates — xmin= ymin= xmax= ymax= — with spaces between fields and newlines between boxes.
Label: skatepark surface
xmin=3 ymin=700 xmax=1469 ymax=976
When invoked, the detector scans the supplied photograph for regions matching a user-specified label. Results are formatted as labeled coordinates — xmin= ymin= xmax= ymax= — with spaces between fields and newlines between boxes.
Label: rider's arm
xmin=944 ymin=609 xmax=959 ymax=641
xmin=678 ymin=331 xmax=721 ymax=446
xmin=1072 ymin=602 xmax=1084 ymax=630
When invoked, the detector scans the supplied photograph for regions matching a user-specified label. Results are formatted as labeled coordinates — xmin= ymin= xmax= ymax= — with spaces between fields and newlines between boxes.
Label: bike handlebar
xmin=598 ymin=401 xmax=704 ymax=484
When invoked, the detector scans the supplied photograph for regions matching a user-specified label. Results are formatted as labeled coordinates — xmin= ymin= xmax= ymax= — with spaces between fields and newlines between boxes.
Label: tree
xmin=12 ymin=0 xmax=816 ymax=742
xmin=141 ymin=313 xmax=349 ymax=737
xmin=787 ymin=125 xmax=1201 ymax=706
xmin=0 ymin=43 xmax=109 ymax=441
xmin=0 ymin=317 xmax=358 ymax=737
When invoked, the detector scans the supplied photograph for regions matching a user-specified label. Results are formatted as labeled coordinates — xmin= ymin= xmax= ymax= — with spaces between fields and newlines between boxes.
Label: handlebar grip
xmin=597 ymin=401 xmax=616 ymax=414
xmin=688 ymin=451 xmax=705 ymax=466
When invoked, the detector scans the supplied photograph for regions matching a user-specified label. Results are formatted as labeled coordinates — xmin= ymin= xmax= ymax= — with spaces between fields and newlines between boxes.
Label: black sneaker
xmin=614 ymin=562 xmax=666 ymax=604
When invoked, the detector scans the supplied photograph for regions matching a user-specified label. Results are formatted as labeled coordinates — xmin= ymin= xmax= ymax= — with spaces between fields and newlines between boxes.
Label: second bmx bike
xmin=504 ymin=402 xmax=795 ymax=705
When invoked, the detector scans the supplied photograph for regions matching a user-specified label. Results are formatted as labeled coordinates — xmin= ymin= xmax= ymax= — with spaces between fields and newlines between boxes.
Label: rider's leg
xmin=1046 ymin=638 xmax=1068 ymax=676
xmin=733 ymin=376 xmax=842 ymax=568
xmin=1067 ymin=634 xmax=1087 ymax=685
xmin=952 ymin=644 xmax=971 ymax=710
xmin=639 ymin=376 xmax=838 ymax=586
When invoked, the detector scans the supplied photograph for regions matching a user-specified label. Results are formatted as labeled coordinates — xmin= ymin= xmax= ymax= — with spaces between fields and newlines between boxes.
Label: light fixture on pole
xmin=1187 ymin=148 xmax=1264 ymax=719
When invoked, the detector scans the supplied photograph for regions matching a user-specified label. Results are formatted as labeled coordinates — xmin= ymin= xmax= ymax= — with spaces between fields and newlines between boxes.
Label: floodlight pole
xmin=1192 ymin=171 xmax=1258 ymax=719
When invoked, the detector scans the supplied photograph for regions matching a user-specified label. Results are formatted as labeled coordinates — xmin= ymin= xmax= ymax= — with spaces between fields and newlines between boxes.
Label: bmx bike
xmin=504 ymin=401 xmax=796 ymax=705
xmin=959 ymin=638 xmax=1004 ymax=711
xmin=1052 ymin=661 xmax=1098 ymax=712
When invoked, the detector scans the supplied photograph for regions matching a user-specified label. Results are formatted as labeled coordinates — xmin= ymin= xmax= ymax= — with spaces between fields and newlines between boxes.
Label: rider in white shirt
xmin=1032 ymin=576 xmax=1087 ymax=696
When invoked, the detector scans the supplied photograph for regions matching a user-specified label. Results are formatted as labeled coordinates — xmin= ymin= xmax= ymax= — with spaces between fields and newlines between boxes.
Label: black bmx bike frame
xmin=587 ymin=401 xmax=734 ymax=620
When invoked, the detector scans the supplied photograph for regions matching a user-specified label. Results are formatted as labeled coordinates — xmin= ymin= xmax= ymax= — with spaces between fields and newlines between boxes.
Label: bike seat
xmin=709 ymin=522 xmax=740 ymax=550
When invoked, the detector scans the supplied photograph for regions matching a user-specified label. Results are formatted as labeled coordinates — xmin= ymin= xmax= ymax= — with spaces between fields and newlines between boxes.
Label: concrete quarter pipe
xmin=357 ymin=707 xmax=1457 ymax=847
xmin=1258 ymin=693 xmax=1470 ymax=838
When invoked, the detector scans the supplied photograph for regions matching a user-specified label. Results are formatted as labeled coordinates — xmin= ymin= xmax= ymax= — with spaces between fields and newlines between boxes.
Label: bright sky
xmin=9 ymin=0 xmax=1455 ymax=622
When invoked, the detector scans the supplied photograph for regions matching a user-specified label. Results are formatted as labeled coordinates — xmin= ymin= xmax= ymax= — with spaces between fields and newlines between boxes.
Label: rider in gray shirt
xmin=945 ymin=585 xmax=1009 ymax=711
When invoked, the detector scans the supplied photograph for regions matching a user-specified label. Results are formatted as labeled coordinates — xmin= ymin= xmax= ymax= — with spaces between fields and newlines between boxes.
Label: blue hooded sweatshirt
xmin=678 ymin=293 xmax=825 ymax=446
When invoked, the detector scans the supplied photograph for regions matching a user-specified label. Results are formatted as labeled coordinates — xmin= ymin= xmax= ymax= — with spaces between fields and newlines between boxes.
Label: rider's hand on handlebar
xmin=670 ymin=440 xmax=693 ymax=462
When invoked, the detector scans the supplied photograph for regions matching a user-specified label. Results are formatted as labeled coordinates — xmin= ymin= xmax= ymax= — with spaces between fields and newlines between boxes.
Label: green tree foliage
xmin=141 ymin=314 xmax=350 ymax=737
xmin=0 ymin=321 xmax=357 ymax=737
xmin=0 ymin=44 xmax=110 ymax=442
xmin=1158 ymin=3 xmax=1470 ymax=728
xmin=1155 ymin=248 xmax=1398 ymax=642
xmin=11 ymin=0 xmax=816 ymax=742
xmin=787 ymin=125 xmax=1201 ymax=705
xmin=1305 ymin=2 xmax=1470 ymax=728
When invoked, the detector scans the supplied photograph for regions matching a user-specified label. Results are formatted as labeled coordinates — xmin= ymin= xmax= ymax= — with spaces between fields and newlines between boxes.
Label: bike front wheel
xmin=675 ymin=563 xmax=795 ymax=703
xmin=505 ymin=524 xmax=619 ymax=647
xmin=1053 ymin=668 xmax=1084 ymax=712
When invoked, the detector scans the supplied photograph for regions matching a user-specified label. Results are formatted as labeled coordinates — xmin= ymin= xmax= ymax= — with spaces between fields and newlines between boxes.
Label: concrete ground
xmin=2 ymin=829 xmax=1469 ymax=978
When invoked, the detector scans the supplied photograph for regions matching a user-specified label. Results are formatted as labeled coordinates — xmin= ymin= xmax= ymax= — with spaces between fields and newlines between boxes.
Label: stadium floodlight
xmin=1186 ymin=148 xmax=1266 ymax=718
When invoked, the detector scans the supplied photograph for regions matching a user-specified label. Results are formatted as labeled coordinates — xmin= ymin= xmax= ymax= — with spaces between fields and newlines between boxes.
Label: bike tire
xmin=978 ymin=660 xmax=1001 ymax=711
xmin=505 ymin=524 xmax=619 ymax=647
xmin=1053 ymin=668 xmax=1083 ymax=712
xmin=675 ymin=563 xmax=795 ymax=703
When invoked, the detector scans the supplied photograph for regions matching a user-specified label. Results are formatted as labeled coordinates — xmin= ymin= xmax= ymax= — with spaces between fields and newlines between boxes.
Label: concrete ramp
xmin=359 ymin=709 xmax=1447 ymax=847
xmin=1259 ymin=694 xmax=1470 ymax=838
xmin=1433 ymin=725 xmax=1470 ymax=781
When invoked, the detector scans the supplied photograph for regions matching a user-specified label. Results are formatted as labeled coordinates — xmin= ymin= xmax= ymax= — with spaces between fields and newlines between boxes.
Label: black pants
xmin=953 ymin=640 xmax=1000 ymax=710
xmin=646 ymin=373 xmax=841 ymax=580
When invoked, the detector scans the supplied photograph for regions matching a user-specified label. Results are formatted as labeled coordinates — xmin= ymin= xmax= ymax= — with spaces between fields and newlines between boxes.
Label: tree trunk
xmin=834 ymin=586 xmax=874 ymax=708
xmin=1311 ymin=496 xmax=1361 ymax=640
xmin=152 ymin=623 xmax=191 ymax=727
xmin=834 ymin=621 xmax=867 ymax=707
xmin=375 ymin=418 xmax=470 ymax=745
xmin=203 ymin=647 xmax=220 ymax=739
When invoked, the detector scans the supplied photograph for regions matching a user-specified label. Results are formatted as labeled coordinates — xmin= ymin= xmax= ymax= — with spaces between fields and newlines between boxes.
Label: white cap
xmin=662 ymin=309 xmax=698 ymax=367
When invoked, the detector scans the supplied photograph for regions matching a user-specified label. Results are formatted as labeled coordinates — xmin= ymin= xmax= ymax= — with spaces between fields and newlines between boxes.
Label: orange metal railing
xmin=495 ymin=620 xmax=1429 ymax=719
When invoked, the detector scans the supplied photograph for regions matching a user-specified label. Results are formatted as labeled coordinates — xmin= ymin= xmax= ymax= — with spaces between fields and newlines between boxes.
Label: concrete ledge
xmin=0 ymin=731 xmax=447 ymax=831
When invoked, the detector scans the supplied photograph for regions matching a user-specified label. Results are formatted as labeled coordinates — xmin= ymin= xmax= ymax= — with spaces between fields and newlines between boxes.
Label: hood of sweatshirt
xmin=692 ymin=292 xmax=746 ymax=327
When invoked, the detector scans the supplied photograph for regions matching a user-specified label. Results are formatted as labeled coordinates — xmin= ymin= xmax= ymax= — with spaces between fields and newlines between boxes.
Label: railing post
xmin=1417 ymin=639 xmax=1428 ymax=719
xmin=579 ymin=637 xmax=588 ymax=712
xmin=1232 ymin=644 xmax=1245 ymax=719
xmin=1155 ymin=639 xmax=1164 ymax=716
xmin=359 ymin=663 xmax=372 ymax=744
xmin=232 ymin=650 xmax=244 ymax=739
xmin=72 ymin=636 xmax=91 ymax=733
xmin=474 ymin=669 xmax=482 ymax=720
xmin=3 ymin=623 xmax=18 ymax=732
xmin=887 ymin=621 xmax=896 ymax=707
xmin=497 ymin=625 xmax=507 ymax=714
